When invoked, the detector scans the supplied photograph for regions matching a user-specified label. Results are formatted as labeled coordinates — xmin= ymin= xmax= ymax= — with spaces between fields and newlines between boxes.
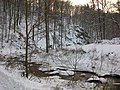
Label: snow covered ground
xmin=0 ymin=65 xmax=95 ymax=90
xmin=0 ymin=38 xmax=120 ymax=90
xmin=0 ymin=66 xmax=54 ymax=90
xmin=30 ymin=42 xmax=120 ymax=76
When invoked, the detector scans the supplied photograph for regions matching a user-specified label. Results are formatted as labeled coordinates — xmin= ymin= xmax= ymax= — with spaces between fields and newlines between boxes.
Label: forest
xmin=0 ymin=0 xmax=120 ymax=90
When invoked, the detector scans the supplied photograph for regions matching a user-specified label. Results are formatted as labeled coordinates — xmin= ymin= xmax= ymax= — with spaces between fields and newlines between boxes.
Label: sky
xmin=70 ymin=0 xmax=118 ymax=5
xmin=70 ymin=0 xmax=90 ymax=5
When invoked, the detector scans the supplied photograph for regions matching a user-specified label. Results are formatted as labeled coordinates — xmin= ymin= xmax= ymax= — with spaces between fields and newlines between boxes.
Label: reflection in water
xmin=114 ymin=85 xmax=120 ymax=90
xmin=105 ymin=74 xmax=120 ymax=90
xmin=108 ymin=85 xmax=120 ymax=90
xmin=95 ymin=75 xmax=120 ymax=90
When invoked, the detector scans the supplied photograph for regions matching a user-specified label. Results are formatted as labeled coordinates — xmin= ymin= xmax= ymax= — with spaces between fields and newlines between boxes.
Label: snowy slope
xmin=0 ymin=69 xmax=27 ymax=90
xmin=0 ymin=66 xmax=54 ymax=90
xmin=82 ymin=43 xmax=120 ymax=75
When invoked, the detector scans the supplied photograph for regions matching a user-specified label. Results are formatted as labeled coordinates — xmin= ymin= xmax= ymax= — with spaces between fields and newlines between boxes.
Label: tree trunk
xmin=45 ymin=0 xmax=49 ymax=53
xmin=25 ymin=0 xmax=29 ymax=78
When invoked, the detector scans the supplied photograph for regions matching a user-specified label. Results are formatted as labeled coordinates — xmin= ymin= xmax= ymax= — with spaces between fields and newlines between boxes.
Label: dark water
xmin=102 ymin=85 xmax=120 ymax=90
xmin=95 ymin=74 xmax=120 ymax=90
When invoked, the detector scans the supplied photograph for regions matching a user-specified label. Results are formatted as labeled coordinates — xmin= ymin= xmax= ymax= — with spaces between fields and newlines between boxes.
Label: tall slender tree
xmin=25 ymin=0 xmax=29 ymax=78
xmin=45 ymin=0 xmax=49 ymax=53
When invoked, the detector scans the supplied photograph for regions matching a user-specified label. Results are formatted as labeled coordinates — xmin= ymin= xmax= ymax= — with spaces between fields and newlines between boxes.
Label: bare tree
xmin=25 ymin=0 xmax=29 ymax=78
xmin=44 ymin=0 xmax=49 ymax=53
